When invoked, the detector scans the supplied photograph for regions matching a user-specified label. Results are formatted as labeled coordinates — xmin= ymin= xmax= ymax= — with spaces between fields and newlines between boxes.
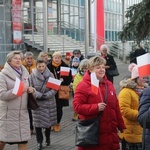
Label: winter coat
xmin=47 ymin=61 xmax=72 ymax=106
xmin=22 ymin=59 xmax=36 ymax=74
xmin=138 ymin=87 xmax=150 ymax=150
xmin=72 ymin=72 xmax=83 ymax=92
xmin=103 ymin=54 xmax=117 ymax=83
xmin=29 ymin=67 xmax=57 ymax=128
xmin=118 ymin=79 xmax=143 ymax=143
xmin=73 ymin=71 xmax=125 ymax=150
xmin=0 ymin=62 xmax=31 ymax=142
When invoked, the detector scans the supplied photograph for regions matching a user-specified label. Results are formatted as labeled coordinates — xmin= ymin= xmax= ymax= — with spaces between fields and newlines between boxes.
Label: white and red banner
xmin=91 ymin=72 xmax=99 ymax=95
xmin=46 ymin=77 xmax=62 ymax=90
xmin=137 ymin=53 xmax=150 ymax=77
xmin=12 ymin=78 xmax=24 ymax=96
xmin=12 ymin=0 xmax=22 ymax=44
xmin=60 ymin=67 xmax=70 ymax=76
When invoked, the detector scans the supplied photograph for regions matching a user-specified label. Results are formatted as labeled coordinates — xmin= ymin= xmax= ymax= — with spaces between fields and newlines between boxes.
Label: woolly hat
xmin=128 ymin=63 xmax=139 ymax=79
xmin=72 ymin=57 xmax=80 ymax=63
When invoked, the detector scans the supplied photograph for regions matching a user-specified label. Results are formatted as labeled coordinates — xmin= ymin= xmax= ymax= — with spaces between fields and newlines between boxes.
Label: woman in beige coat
xmin=0 ymin=51 xmax=34 ymax=150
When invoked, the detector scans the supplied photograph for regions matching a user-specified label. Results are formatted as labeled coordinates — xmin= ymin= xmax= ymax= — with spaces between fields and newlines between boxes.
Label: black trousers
xmin=35 ymin=127 xmax=50 ymax=144
xmin=57 ymin=105 xmax=63 ymax=123
xmin=28 ymin=108 xmax=33 ymax=130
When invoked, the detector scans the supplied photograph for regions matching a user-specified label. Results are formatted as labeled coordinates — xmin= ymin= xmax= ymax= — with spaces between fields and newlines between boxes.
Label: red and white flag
xmin=137 ymin=53 xmax=150 ymax=77
xmin=46 ymin=77 xmax=62 ymax=90
xmin=12 ymin=78 xmax=24 ymax=96
xmin=60 ymin=67 xmax=70 ymax=76
xmin=91 ymin=72 xmax=99 ymax=95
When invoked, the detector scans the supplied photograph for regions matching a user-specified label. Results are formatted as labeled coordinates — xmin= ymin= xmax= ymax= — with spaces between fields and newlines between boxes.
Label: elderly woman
xmin=29 ymin=59 xmax=57 ymax=150
xmin=73 ymin=56 xmax=125 ymax=150
xmin=38 ymin=52 xmax=51 ymax=65
xmin=0 ymin=51 xmax=34 ymax=150
xmin=47 ymin=52 xmax=72 ymax=132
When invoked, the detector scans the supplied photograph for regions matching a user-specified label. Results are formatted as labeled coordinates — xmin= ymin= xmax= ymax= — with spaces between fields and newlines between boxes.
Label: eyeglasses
xmin=74 ymin=53 xmax=79 ymax=55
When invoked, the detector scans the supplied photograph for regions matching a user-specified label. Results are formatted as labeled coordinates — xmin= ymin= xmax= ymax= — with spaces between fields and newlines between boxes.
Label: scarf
xmin=52 ymin=61 xmax=62 ymax=68
xmin=135 ymin=86 xmax=145 ymax=96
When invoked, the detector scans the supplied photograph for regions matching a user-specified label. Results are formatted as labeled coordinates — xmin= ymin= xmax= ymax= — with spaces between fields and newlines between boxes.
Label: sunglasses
xmin=74 ymin=53 xmax=79 ymax=55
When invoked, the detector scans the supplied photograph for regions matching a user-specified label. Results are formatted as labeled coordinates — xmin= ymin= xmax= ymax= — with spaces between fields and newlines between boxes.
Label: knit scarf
xmin=135 ymin=86 xmax=145 ymax=96
xmin=52 ymin=61 xmax=62 ymax=68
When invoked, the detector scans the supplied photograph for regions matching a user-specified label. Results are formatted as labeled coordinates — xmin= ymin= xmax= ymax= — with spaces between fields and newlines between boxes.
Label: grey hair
xmin=100 ymin=44 xmax=109 ymax=51
xmin=79 ymin=59 xmax=88 ymax=70
xmin=6 ymin=50 xmax=23 ymax=63
xmin=24 ymin=51 xmax=34 ymax=57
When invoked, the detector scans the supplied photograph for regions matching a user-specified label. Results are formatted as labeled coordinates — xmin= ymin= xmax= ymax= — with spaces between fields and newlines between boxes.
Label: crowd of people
xmin=0 ymin=44 xmax=149 ymax=150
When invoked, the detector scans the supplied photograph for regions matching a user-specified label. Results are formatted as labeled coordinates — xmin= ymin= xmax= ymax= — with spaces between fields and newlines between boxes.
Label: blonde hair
xmin=88 ymin=56 xmax=106 ymax=71
xmin=52 ymin=52 xmax=62 ymax=58
xmin=38 ymin=52 xmax=48 ymax=59
xmin=6 ymin=50 xmax=23 ymax=63
xmin=79 ymin=59 xmax=88 ymax=70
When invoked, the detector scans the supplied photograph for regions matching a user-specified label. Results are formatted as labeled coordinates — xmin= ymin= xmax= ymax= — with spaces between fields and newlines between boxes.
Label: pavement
xmin=4 ymin=59 xmax=129 ymax=150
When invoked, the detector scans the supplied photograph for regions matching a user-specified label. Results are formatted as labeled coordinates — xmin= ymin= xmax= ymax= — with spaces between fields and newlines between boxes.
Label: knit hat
xmin=128 ymin=63 xmax=139 ymax=79
xmin=72 ymin=57 xmax=80 ymax=63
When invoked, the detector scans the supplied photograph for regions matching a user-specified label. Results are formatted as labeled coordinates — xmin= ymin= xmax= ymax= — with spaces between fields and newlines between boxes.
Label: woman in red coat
xmin=73 ymin=56 xmax=125 ymax=150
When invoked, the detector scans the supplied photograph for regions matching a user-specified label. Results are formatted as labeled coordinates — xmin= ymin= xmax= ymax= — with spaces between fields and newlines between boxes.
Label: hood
xmin=119 ymin=78 xmax=137 ymax=89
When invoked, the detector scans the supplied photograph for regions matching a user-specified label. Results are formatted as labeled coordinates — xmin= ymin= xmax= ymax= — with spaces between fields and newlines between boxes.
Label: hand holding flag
xmin=46 ymin=77 xmax=62 ymax=90
xmin=12 ymin=77 xmax=24 ymax=96
xmin=60 ymin=67 xmax=70 ymax=76
xmin=91 ymin=72 xmax=99 ymax=95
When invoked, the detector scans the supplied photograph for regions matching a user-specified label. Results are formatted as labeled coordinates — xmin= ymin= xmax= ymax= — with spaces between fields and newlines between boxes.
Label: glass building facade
xmin=104 ymin=0 xmax=142 ymax=41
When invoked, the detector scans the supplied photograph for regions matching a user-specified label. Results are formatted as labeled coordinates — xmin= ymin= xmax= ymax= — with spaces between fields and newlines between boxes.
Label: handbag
xmin=107 ymin=67 xmax=119 ymax=76
xmin=75 ymin=85 xmax=108 ymax=147
xmin=28 ymin=93 xmax=39 ymax=110
xmin=58 ymin=85 xmax=70 ymax=100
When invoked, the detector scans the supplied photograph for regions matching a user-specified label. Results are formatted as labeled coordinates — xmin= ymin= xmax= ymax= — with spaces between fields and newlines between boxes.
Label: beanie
xmin=72 ymin=57 xmax=80 ymax=63
xmin=128 ymin=63 xmax=139 ymax=79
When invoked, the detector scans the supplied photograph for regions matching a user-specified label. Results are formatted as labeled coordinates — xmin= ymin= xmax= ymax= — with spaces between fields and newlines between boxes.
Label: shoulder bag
xmin=75 ymin=84 xmax=108 ymax=147
xmin=107 ymin=67 xmax=119 ymax=76
xmin=53 ymin=68 xmax=70 ymax=100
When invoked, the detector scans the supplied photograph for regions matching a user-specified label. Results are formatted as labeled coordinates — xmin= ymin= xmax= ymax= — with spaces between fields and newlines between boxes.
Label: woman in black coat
xmin=138 ymin=87 xmax=150 ymax=150
xmin=47 ymin=52 xmax=72 ymax=132
xmin=100 ymin=44 xmax=118 ymax=83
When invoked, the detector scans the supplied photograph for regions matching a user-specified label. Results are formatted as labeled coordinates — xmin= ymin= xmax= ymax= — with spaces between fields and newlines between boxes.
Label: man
xmin=22 ymin=51 xmax=36 ymax=134
xmin=69 ymin=49 xmax=84 ymax=67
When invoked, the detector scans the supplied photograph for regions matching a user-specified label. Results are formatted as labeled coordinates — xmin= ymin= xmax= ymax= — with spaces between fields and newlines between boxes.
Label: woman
xmin=29 ymin=59 xmax=57 ymax=150
xmin=38 ymin=52 xmax=51 ymax=65
xmin=72 ymin=59 xmax=88 ymax=121
xmin=100 ymin=44 xmax=118 ymax=83
xmin=118 ymin=63 xmax=148 ymax=150
xmin=138 ymin=85 xmax=150 ymax=150
xmin=73 ymin=56 xmax=125 ymax=150
xmin=47 ymin=52 xmax=72 ymax=132
xmin=0 ymin=51 xmax=34 ymax=150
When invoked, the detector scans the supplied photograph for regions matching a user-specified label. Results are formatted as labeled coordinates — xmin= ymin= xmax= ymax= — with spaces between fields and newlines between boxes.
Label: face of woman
xmin=9 ymin=54 xmax=22 ymax=69
xmin=53 ymin=55 xmax=61 ymax=64
xmin=137 ymin=77 xmax=147 ymax=87
xmin=92 ymin=64 xmax=105 ymax=80
xmin=37 ymin=62 xmax=46 ymax=73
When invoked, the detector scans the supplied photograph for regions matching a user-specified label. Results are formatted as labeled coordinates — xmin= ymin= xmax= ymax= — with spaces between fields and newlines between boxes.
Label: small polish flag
xmin=60 ymin=67 xmax=70 ymax=76
xmin=12 ymin=78 xmax=24 ymax=96
xmin=137 ymin=53 xmax=150 ymax=77
xmin=46 ymin=77 xmax=62 ymax=90
xmin=91 ymin=72 xmax=99 ymax=95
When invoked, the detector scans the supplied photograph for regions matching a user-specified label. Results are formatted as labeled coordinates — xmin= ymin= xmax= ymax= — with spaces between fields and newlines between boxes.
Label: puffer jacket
xmin=138 ymin=87 xmax=150 ymax=150
xmin=29 ymin=67 xmax=57 ymax=128
xmin=73 ymin=71 xmax=125 ymax=150
xmin=0 ymin=62 xmax=31 ymax=142
xmin=118 ymin=79 xmax=143 ymax=143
